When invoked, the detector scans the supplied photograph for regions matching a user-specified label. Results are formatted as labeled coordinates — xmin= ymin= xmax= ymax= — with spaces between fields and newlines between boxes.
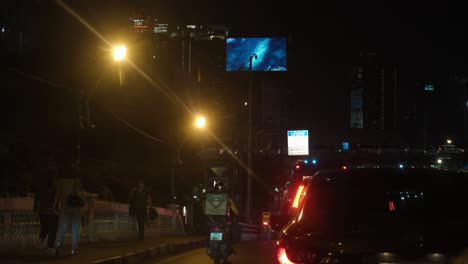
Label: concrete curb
xmin=91 ymin=239 xmax=207 ymax=264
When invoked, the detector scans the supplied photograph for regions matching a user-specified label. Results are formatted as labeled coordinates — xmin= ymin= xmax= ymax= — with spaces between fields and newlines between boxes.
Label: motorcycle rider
xmin=205 ymin=181 xmax=238 ymax=264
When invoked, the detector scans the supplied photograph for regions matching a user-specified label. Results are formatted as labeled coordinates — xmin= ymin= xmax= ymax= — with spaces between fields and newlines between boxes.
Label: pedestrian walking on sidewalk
xmin=129 ymin=180 xmax=152 ymax=240
xmin=33 ymin=154 xmax=59 ymax=255
xmin=54 ymin=164 xmax=85 ymax=256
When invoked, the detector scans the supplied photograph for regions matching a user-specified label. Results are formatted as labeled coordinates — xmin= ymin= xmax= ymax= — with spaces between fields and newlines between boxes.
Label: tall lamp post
xmin=76 ymin=44 xmax=127 ymax=168
xmin=464 ymin=81 xmax=467 ymax=149
xmin=171 ymin=116 xmax=206 ymax=202
xmin=452 ymin=76 xmax=468 ymax=149
xmin=246 ymin=54 xmax=257 ymax=222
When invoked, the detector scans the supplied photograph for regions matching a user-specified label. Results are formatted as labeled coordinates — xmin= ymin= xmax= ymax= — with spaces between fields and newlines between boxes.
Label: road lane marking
xmin=155 ymin=248 xmax=206 ymax=264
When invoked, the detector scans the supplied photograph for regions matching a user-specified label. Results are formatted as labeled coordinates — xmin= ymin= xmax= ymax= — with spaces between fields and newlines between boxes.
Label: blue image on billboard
xmin=226 ymin=38 xmax=287 ymax=72
xmin=342 ymin=142 xmax=349 ymax=151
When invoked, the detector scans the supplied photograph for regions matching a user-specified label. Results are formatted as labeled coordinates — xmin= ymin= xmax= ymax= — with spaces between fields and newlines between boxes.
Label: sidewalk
xmin=1 ymin=235 xmax=205 ymax=264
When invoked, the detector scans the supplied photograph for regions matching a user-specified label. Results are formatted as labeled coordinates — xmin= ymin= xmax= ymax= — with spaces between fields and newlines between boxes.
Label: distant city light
xmin=424 ymin=84 xmax=434 ymax=91
xmin=437 ymin=159 xmax=443 ymax=164
xmin=446 ymin=139 xmax=452 ymax=144
xmin=153 ymin=24 xmax=169 ymax=34
xmin=399 ymin=164 xmax=404 ymax=169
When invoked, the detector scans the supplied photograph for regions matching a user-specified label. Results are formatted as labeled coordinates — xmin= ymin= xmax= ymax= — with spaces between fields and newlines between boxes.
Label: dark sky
xmin=2 ymin=0 xmax=468 ymax=197
xmin=2 ymin=0 xmax=468 ymax=147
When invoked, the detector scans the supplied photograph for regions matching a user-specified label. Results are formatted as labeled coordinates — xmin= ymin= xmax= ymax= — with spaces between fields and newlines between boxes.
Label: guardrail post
xmin=4 ymin=212 xmax=11 ymax=239
xmin=86 ymin=194 xmax=96 ymax=242
xmin=166 ymin=204 xmax=179 ymax=235
xmin=114 ymin=212 xmax=119 ymax=232
xmin=157 ymin=213 xmax=161 ymax=235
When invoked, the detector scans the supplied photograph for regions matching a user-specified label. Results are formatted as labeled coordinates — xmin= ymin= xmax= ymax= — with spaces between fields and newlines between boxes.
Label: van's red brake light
xmin=276 ymin=246 xmax=303 ymax=264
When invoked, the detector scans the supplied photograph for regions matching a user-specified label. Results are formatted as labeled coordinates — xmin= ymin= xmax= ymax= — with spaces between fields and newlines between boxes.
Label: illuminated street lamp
xmin=195 ymin=116 xmax=206 ymax=129
xmin=171 ymin=116 xmax=207 ymax=202
xmin=437 ymin=159 xmax=443 ymax=164
xmin=447 ymin=139 xmax=453 ymax=144
xmin=76 ymin=44 xmax=128 ymax=169
xmin=113 ymin=44 xmax=127 ymax=61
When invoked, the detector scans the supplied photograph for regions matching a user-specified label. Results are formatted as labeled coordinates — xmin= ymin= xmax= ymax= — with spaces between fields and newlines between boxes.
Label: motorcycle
xmin=207 ymin=216 xmax=232 ymax=264
xmin=261 ymin=212 xmax=273 ymax=240
xmin=261 ymin=221 xmax=273 ymax=240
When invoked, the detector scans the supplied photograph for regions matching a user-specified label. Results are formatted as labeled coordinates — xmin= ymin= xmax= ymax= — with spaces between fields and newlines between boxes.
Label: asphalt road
xmin=148 ymin=241 xmax=275 ymax=264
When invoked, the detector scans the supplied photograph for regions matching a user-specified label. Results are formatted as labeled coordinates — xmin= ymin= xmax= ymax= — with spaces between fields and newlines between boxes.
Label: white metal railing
xmin=0 ymin=195 xmax=185 ymax=243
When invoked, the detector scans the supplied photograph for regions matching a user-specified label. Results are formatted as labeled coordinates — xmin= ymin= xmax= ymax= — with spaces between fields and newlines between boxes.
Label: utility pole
xmin=463 ymin=81 xmax=467 ymax=149
xmin=171 ymin=137 xmax=188 ymax=203
xmin=76 ymin=91 xmax=84 ymax=170
xmin=246 ymin=54 xmax=257 ymax=222
xmin=452 ymin=76 xmax=468 ymax=149
xmin=393 ymin=68 xmax=398 ymax=129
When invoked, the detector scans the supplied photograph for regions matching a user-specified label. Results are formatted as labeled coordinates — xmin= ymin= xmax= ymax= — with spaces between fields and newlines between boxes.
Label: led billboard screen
xmin=226 ymin=38 xmax=287 ymax=71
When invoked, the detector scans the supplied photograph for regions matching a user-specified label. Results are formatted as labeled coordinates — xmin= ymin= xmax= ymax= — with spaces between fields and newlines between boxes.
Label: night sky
xmin=2 ymin=1 xmax=468 ymax=197
xmin=3 ymin=0 xmax=468 ymax=143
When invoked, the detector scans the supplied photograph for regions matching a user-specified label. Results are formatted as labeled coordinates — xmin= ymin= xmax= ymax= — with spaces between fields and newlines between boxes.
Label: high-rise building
xmin=349 ymin=52 xmax=397 ymax=132
xmin=128 ymin=14 xmax=229 ymax=78
xmin=129 ymin=13 xmax=152 ymax=33
xmin=257 ymin=80 xmax=288 ymax=154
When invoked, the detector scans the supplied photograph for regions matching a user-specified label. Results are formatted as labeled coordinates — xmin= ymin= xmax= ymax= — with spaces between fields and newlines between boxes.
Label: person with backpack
xmin=54 ymin=164 xmax=85 ymax=256
xmin=33 ymin=154 xmax=59 ymax=255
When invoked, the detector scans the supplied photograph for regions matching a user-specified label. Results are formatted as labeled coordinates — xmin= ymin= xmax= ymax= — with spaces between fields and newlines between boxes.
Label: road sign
xmin=287 ymin=130 xmax=309 ymax=156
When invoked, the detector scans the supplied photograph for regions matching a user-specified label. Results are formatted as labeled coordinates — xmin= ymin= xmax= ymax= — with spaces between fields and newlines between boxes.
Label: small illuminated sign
xmin=424 ymin=84 xmax=434 ymax=91
xmin=287 ymin=130 xmax=309 ymax=156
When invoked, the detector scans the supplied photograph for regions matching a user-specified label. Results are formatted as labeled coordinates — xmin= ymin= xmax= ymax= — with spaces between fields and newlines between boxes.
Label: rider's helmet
xmin=214 ymin=181 xmax=226 ymax=192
